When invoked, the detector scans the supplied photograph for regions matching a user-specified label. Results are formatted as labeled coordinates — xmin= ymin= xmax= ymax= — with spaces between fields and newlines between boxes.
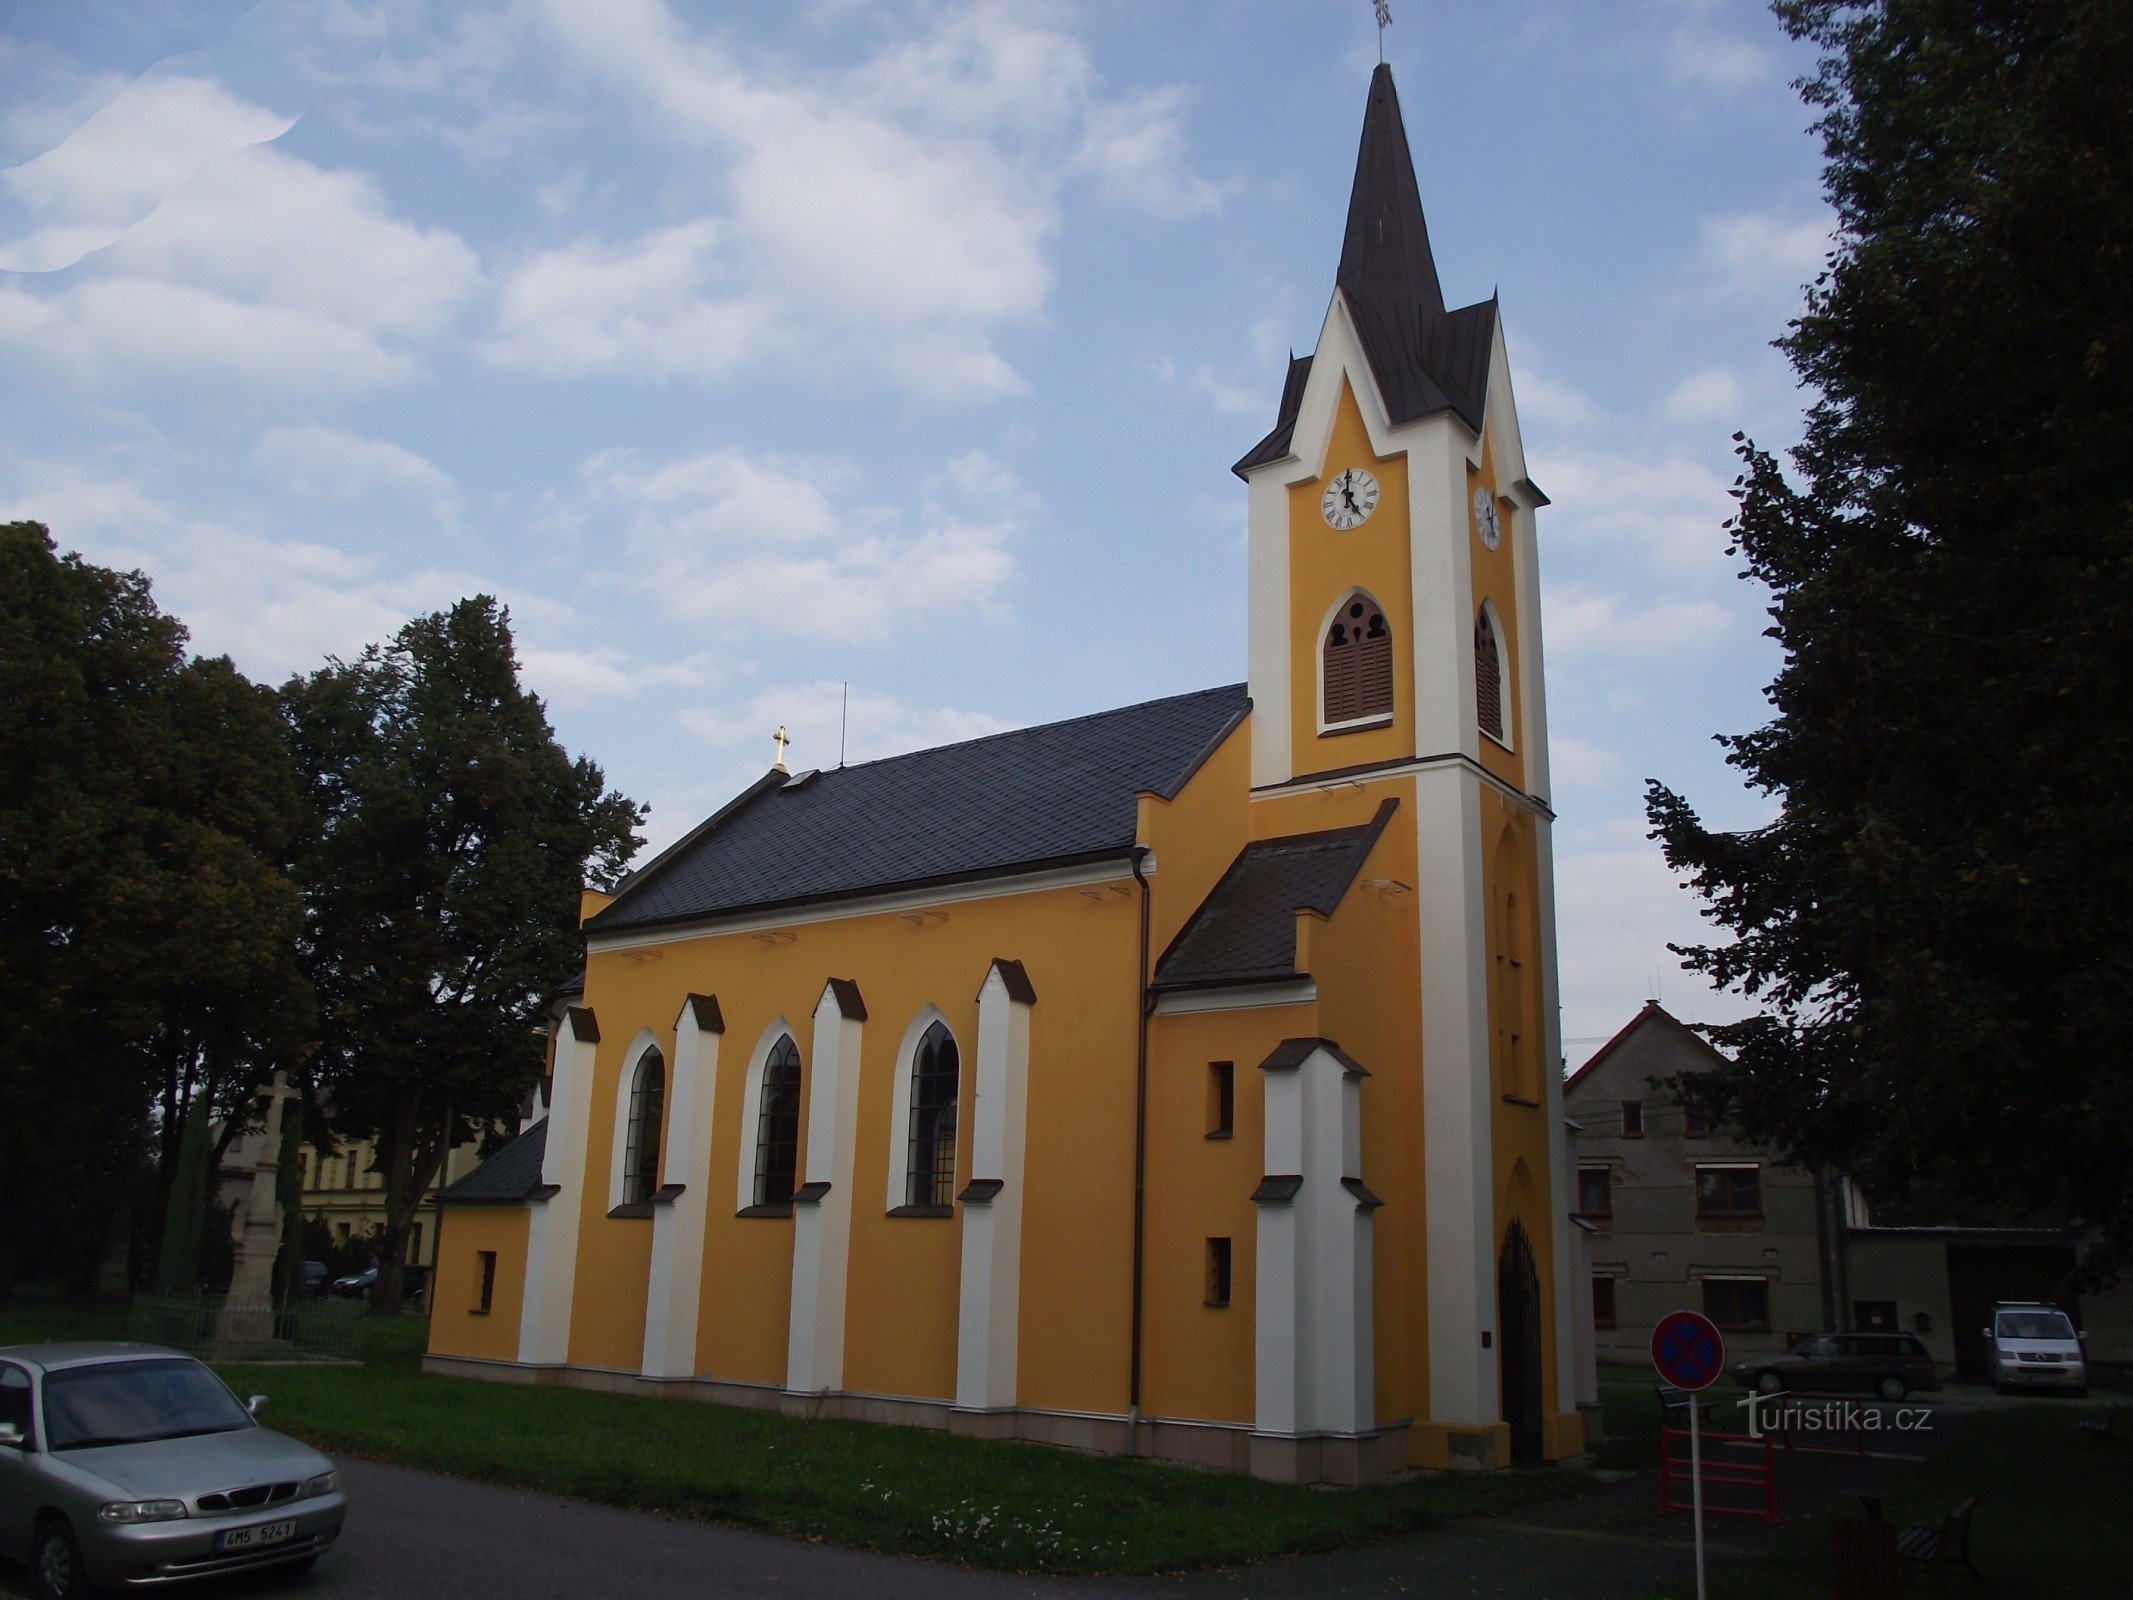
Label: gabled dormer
xmin=1236 ymin=65 xmax=1549 ymax=800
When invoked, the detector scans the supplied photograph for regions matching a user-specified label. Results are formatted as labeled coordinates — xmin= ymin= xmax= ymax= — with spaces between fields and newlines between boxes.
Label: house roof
xmin=589 ymin=684 xmax=1251 ymax=935
xmin=1152 ymin=800 xmax=1397 ymax=991
xmin=1563 ymin=1000 xmax=1730 ymax=1092
xmin=1235 ymin=64 xmax=1495 ymax=479
xmin=437 ymin=1119 xmax=548 ymax=1206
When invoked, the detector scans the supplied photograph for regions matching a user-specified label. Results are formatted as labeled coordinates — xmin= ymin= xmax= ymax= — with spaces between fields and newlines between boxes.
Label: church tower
xmin=1232 ymin=64 xmax=1578 ymax=1468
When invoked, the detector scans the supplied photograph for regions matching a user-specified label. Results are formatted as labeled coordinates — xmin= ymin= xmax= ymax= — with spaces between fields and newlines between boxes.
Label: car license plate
xmin=215 ymin=1519 xmax=296 ymax=1552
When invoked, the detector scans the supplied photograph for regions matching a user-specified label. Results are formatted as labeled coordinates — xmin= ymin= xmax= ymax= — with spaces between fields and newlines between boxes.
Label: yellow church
xmin=426 ymin=64 xmax=1581 ymax=1483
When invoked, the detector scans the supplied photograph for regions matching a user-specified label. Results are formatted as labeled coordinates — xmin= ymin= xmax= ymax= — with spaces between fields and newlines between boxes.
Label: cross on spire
xmin=1375 ymin=2 xmax=1392 ymax=64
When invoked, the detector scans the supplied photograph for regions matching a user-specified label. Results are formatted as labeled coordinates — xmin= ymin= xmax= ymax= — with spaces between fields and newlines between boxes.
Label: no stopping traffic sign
xmin=1651 ymin=1310 xmax=1726 ymax=1390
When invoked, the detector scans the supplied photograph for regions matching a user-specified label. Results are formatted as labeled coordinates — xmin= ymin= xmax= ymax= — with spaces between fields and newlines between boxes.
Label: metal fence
xmin=128 ymin=1294 xmax=366 ymax=1363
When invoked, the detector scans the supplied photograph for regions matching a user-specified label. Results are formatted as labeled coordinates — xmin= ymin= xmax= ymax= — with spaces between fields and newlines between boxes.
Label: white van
xmin=1983 ymin=1301 xmax=2088 ymax=1396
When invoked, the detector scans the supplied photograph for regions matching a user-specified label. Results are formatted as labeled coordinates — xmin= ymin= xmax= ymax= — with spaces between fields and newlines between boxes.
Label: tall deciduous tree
xmin=285 ymin=597 xmax=641 ymax=1312
xmin=0 ymin=523 xmax=309 ymax=1295
xmin=1647 ymin=1 xmax=2133 ymax=1274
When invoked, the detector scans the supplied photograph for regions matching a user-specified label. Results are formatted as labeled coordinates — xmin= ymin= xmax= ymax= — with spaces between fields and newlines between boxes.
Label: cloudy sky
xmin=0 ymin=0 xmax=1830 ymax=1055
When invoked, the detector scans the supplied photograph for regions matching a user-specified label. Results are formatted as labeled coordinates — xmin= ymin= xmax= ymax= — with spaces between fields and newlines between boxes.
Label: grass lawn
xmin=1590 ymin=1364 xmax=2133 ymax=1598
xmin=0 ymin=1294 xmax=1593 ymax=1576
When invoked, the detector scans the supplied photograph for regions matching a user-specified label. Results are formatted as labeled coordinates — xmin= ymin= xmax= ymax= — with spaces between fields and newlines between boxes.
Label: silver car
xmin=0 ymin=1343 xmax=347 ymax=1596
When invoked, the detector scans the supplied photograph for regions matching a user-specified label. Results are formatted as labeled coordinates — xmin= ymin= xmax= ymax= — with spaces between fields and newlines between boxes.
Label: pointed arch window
xmin=1475 ymin=605 xmax=1508 ymax=744
xmin=905 ymin=1021 xmax=960 ymax=1209
xmin=753 ymin=1036 xmax=802 ymax=1208
xmin=1323 ymin=594 xmax=1393 ymax=726
xmin=621 ymin=1046 xmax=665 ymax=1206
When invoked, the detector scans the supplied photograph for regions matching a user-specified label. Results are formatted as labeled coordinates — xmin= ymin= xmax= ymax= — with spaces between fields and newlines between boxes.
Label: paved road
xmin=10 ymin=1390 xmax=2077 ymax=1600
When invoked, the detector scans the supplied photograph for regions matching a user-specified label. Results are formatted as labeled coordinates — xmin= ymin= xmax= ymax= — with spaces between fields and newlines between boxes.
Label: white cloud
xmin=252 ymin=425 xmax=455 ymax=516
xmin=1549 ymin=733 xmax=1622 ymax=789
xmin=1543 ymin=586 xmax=1737 ymax=660
xmin=583 ymin=445 xmax=1017 ymax=642
xmin=1 ymin=470 xmax=481 ymax=680
xmin=0 ymin=111 xmax=481 ymax=393
xmin=679 ymin=679 xmax=1016 ymax=774
xmin=1666 ymin=32 xmax=1773 ymax=94
xmin=488 ymin=221 xmax=779 ymax=378
xmin=1539 ymin=448 xmax=1740 ymax=574
xmin=1696 ymin=210 xmax=1831 ymax=303
xmin=1660 ymin=366 xmax=1747 ymax=429
xmin=0 ymin=73 xmax=296 ymax=273
xmin=520 ymin=647 xmax=639 ymax=708
xmin=508 ymin=0 xmax=1217 ymax=398
xmin=1074 ymin=86 xmax=1226 ymax=214
xmin=1554 ymin=830 xmax=1758 ymax=1043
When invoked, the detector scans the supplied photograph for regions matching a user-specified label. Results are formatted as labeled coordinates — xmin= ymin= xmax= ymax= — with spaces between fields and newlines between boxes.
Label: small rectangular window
xmin=1704 ymin=1277 xmax=1770 ymax=1332
xmin=1621 ymin=1100 xmax=1644 ymax=1137
xmin=1205 ymin=1238 xmax=1233 ymax=1307
xmin=1696 ymin=1165 xmax=1763 ymax=1223
xmin=1576 ymin=1165 xmax=1612 ymax=1221
xmin=475 ymin=1251 xmax=497 ymax=1314
xmin=1682 ymin=1100 xmax=1711 ymax=1138
xmin=1592 ymin=1276 xmax=1617 ymax=1330
xmin=1207 ymin=1062 xmax=1235 ymax=1139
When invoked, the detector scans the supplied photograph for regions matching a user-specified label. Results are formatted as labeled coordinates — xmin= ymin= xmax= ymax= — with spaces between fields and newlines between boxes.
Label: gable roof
xmin=1152 ymin=799 xmax=1397 ymax=991
xmin=1234 ymin=63 xmax=1496 ymax=478
xmin=589 ymin=684 xmax=1251 ymax=935
xmin=1564 ymin=1001 xmax=1731 ymax=1093
xmin=437 ymin=1118 xmax=548 ymax=1206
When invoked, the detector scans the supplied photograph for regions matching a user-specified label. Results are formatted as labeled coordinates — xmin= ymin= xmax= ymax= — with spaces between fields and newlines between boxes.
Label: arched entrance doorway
xmin=1498 ymin=1220 xmax=1545 ymax=1466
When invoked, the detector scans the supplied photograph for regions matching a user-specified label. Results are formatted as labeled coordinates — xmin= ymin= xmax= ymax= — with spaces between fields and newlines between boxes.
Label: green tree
xmin=1646 ymin=1 xmax=2133 ymax=1274
xmin=0 ymin=522 xmax=310 ymax=1295
xmin=285 ymin=596 xmax=641 ymax=1312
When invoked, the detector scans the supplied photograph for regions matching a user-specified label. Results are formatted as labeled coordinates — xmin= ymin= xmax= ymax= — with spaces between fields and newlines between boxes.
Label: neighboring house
xmin=1563 ymin=1003 xmax=1832 ymax=1363
xmin=1566 ymin=1004 xmax=2133 ymax=1386
xmin=425 ymin=65 xmax=1583 ymax=1485
xmin=292 ymin=1136 xmax=491 ymax=1269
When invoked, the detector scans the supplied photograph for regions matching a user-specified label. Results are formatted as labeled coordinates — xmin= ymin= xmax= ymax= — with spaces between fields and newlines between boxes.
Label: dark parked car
xmin=328 ymin=1268 xmax=375 ymax=1300
xmin=1731 ymin=1332 xmax=1941 ymax=1401
xmin=296 ymin=1262 xmax=329 ymax=1301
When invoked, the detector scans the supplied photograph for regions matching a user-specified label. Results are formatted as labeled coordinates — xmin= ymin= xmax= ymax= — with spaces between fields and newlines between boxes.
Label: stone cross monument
xmin=215 ymin=1070 xmax=297 ymax=1347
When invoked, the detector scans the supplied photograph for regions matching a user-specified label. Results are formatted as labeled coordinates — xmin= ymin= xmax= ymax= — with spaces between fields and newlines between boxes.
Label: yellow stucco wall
xmin=427 ymin=1206 xmax=528 ymax=1363
xmin=1466 ymin=433 xmax=1526 ymax=795
xmin=1286 ymin=380 xmax=1416 ymax=779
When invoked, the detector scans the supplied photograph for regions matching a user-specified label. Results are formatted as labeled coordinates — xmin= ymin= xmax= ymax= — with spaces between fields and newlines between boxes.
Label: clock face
xmin=1472 ymin=487 xmax=1502 ymax=550
xmin=1321 ymin=468 xmax=1380 ymax=530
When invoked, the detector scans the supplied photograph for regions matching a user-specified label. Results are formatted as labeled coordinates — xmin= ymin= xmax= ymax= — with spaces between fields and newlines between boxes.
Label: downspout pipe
xmin=1127 ymin=845 xmax=1153 ymax=1457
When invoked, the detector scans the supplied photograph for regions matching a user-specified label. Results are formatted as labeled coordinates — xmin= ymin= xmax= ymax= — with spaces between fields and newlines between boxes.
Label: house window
xmin=407 ymin=1222 xmax=422 ymax=1263
xmin=621 ymin=1046 xmax=666 ymax=1206
xmin=475 ymin=1250 xmax=496 ymax=1314
xmin=1704 ymin=1277 xmax=1771 ymax=1332
xmin=1205 ymin=1238 xmax=1233 ymax=1307
xmin=1621 ymin=1100 xmax=1644 ymax=1137
xmin=753 ymin=1036 xmax=803 ymax=1208
xmin=1592 ymin=1276 xmax=1618 ymax=1330
xmin=1475 ymin=605 xmax=1506 ymax=742
xmin=1696 ymin=1165 xmax=1763 ymax=1224
xmin=1683 ymin=1100 xmax=1712 ymax=1138
xmin=905 ymin=1021 xmax=960 ymax=1209
xmin=1577 ymin=1165 xmax=1612 ymax=1221
xmin=1323 ymin=595 xmax=1393 ymax=725
xmin=1207 ymin=1061 xmax=1235 ymax=1139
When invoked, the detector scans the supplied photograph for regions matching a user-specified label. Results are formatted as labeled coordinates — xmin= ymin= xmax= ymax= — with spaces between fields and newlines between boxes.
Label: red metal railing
xmin=1660 ymin=1425 xmax=1778 ymax=1526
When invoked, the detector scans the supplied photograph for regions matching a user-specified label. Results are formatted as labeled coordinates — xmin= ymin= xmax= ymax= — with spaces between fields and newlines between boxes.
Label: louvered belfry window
xmin=1475 ymin=607 xmax=1505 ymax=741
xmin=1323 ymin=596 xmax=1393 ymax=725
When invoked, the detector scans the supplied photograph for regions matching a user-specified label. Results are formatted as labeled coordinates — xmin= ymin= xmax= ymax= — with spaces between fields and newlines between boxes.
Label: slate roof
xmin=1234 ymin=64 xmax=1496 ymax=477
xmin=436 ymin=1118 xmax=549 ymax=1205
xmin=1152 ymin=799 xmax=1398 ymax=991
xmin=589 ymin=684 xmax=1251 ymax=935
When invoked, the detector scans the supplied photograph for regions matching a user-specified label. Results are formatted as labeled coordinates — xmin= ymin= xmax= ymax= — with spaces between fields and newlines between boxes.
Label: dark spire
xmin=1336 ymin=64 xmax=1444 ymax=318
xmin=1233 ymin=62 xmax=1494 ymax=477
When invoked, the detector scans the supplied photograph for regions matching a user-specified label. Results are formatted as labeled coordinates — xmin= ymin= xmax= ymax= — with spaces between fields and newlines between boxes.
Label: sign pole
xmin=1689 ymin=1393 xmax=1707 ymax=1600
xmin=1650 ymin=1308 xmax=1725 ymax=1600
